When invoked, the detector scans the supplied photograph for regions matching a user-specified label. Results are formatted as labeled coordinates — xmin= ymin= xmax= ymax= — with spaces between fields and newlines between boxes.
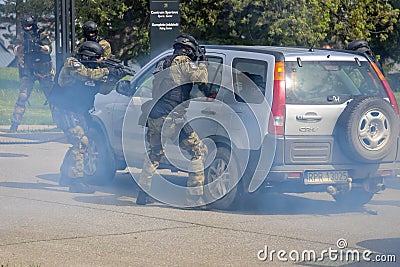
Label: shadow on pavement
xmin=331 ymin=238 xmax=400 ymax=266
xmin=0 ymin=172 xmax=67 ymax=193
xmin=383 ymin=176 xmax=400 ymax=190
xmin=229 ymin=192 xmax=369 ymax=216
xmin=37 ymin=171 xmax=367 ymax=215
xmin=2 ymin=170 xmax=398 ymax=216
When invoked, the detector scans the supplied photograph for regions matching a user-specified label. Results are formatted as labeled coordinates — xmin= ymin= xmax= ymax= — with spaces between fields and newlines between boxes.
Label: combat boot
xmin=9 ymin=122 xmax=19 ymax=133
xmin=68 ymin=179 xmax=95 ymax=194
xmin=136 ymin=189 xmax=154 ymax=205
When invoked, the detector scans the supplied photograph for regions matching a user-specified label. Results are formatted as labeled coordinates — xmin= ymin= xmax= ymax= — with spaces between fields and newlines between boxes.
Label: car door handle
xmin=296 ymin=113 xmax=322 ymax=122
xmin=201 ymin=109 xmax=216 ymax=115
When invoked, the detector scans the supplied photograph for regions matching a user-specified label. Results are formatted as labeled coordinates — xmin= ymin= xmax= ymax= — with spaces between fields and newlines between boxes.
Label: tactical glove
xmin=108 ymin=67 xmax=126 ymax=79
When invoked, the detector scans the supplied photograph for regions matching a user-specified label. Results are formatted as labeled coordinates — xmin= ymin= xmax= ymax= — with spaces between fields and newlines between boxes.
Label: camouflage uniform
xmin=11 ymin=28 xmax=54 ymax=130
xmin=139 ymin=55 xmax=209 ymax=197
xmin=49 ymin=57 xmax=114 ymax=191
xmin=74 ymin=38 xmax=112 ymax=59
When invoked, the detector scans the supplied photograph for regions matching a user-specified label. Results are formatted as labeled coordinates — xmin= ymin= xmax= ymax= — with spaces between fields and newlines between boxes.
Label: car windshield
xmin=285 ymin=60 xmax=387 ymax=104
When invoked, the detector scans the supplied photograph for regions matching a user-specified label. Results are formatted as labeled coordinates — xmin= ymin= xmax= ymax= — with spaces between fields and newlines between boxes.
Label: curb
xmin=0 ymin=125 xmax=65 ymax=144
xmin=0 ymin=124 xmax=58 ymax=132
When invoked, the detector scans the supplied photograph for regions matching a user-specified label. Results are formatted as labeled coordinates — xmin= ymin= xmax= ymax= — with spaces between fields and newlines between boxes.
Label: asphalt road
xmin=0 ymin=141 xmax=399 ymax=266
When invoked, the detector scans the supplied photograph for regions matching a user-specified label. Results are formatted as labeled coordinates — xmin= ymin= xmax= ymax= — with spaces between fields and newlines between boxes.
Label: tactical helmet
xmin=82 ymin=21 xmax=99 ymax=41
xmin=21 ymin=15 xmax=38 ymax=32
xmin=347 ymin=40 xmax=371 ymax=54
xmin=77 ymin=41 xmax=104 ymax=61
xmin=173 ymin=34 xmax=199 ymax=53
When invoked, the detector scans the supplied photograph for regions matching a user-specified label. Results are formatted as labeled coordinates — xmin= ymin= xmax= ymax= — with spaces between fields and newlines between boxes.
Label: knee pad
xmin=18 ymin=91 xmax=29 ymax=102
xmin=80 ymin=136 xmax=89 ymax=152
xmin=68 ymin=126 xmax=85 ymax=146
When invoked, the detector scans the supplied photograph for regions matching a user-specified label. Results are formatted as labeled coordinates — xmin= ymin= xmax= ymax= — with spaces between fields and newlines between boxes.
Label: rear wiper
xmin=354 ymin=57 xmax=361 ymax=67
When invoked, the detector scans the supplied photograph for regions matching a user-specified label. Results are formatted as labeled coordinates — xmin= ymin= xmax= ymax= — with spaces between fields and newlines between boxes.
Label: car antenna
xmin=308 ymin=37 xmax=320 ymax=52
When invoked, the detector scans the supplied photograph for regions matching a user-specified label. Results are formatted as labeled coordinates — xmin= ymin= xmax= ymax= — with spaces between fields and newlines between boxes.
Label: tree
xmin=0 ymin=0 xmax=399 ymax=64
xmin=375 ymin=0 xmax=400 ymax=63
xmin=318 ymin=0 xmax=399 ymax=63
xmin=74 ymin=0 xmax=150 ymax=63
xmin=179 ymin=0 xmax=224 ymax=43
xmin=205 ymin=0 xmax=332 ymax=46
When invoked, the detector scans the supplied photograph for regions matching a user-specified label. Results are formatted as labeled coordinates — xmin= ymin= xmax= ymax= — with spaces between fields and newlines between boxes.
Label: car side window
xmin=190 ymin=56 xmax=224 ymax=100
xmin=132 ymin=62 xmax=158 ymax=98
xmin=232 ymin=58 xmax=267 ymax=103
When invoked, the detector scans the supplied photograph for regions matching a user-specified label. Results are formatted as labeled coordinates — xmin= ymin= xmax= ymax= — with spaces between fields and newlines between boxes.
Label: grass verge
xmin=0 ymin=67 xmax=53 ymax=125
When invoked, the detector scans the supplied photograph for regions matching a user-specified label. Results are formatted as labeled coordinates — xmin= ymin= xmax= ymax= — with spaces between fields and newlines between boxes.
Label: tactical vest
xmin=149 ymin=53 xmax=193 ymax=118
xmin=23 ymin=29 xmax=51 ymax=64
xmin=49 ymin=78 xmax=99 ymax=114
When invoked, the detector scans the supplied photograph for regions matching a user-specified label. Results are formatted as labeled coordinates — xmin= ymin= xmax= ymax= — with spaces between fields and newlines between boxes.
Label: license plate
xmin=304 ymin=171 xmax=349 ymax=185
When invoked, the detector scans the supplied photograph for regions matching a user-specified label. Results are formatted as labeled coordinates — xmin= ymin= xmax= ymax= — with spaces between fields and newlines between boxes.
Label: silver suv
xmin=87 ymin=45 xmax=400 ymax=209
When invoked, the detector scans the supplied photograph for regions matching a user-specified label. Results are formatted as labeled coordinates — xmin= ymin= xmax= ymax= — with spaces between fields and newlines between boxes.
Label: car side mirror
xmin=116 ymin=80 xmax=136 ymax=96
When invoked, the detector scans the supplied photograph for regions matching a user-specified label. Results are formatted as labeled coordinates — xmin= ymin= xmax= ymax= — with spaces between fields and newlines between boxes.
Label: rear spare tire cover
xmin=336 ymin=96 xmax=399 ymax=163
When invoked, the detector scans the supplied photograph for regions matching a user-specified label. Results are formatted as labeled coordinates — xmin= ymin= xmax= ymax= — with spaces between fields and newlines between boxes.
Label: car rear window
xmin=285 ymin=61 xmax=388 ymax=104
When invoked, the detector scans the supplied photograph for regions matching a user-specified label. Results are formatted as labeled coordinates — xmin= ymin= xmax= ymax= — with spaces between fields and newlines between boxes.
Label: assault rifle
xmin=100 ymin=56 xmax=136 ymax=77
xmin=196 ymin=45 xmax=207 ymax=62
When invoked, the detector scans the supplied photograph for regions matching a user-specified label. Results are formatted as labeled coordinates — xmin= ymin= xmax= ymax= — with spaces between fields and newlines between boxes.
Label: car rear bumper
xmin=245 ymin=135 xmax=400 ymax=183
xmin=267 ymin=161 xmax=397 ymax=182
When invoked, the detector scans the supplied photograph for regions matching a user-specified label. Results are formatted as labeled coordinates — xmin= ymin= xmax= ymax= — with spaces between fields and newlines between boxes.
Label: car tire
xmin=332 ymin=189 xmax=374 ymax=207
xmin=84 ymin=127 xmax=117 ymax=185
xmin=336 ymin=96 xmax=399 ymax=163
xmin=204 ymin=146 xmax=242 ymax=210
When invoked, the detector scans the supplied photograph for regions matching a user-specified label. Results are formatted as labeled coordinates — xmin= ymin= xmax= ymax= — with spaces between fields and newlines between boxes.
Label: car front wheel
xmin=204 ymin=146 xmax=242 ymax=210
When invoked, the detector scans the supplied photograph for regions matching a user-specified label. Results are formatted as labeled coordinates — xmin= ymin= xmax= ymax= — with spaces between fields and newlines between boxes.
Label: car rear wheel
xmin=84 ymin=127 xmax=117 ymax=185
xmin=337 ymin=96 xmax=399 ymax=163
xmin=204 ymin=146 xmax=242 ymax=210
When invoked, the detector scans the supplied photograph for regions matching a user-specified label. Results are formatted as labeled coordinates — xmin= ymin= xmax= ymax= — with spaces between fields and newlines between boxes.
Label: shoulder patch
xmin=73 ymin=61 xmax=82 ymax=68
xmin=189 ymin=62 xmax=198 ymax=69
xmin=66 ymin=57 xmax=81 ymax=67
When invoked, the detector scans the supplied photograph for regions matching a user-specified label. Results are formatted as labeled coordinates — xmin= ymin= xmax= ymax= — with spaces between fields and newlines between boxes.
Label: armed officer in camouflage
xmin=74 ymin=21 xmax=111 ymax=59
xmin=49 ymin=41 xmax=125 ymax=194
xmin=10 ymin=15 xmax=55 ymax=132
xmin=346 ymin=39 xmax=385 ymax=76
xmin=136 ymin=34 xmax=209 ymax=206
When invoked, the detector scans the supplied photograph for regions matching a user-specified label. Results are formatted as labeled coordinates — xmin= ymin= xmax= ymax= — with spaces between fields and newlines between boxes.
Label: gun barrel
xmin=101 ymin=61 xmax=136 ymax=76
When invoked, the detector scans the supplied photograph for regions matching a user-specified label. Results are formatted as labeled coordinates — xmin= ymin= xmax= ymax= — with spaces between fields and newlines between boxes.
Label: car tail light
xmin=379 ymin=170 xmax=394 ymax=177
xmin=269 ymin=61 xmax=286 ymax=135
xmin=370 ymin=62 xmax=399 ymax=115
xmin=287 ymin=172 xmax=301 ymax=178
